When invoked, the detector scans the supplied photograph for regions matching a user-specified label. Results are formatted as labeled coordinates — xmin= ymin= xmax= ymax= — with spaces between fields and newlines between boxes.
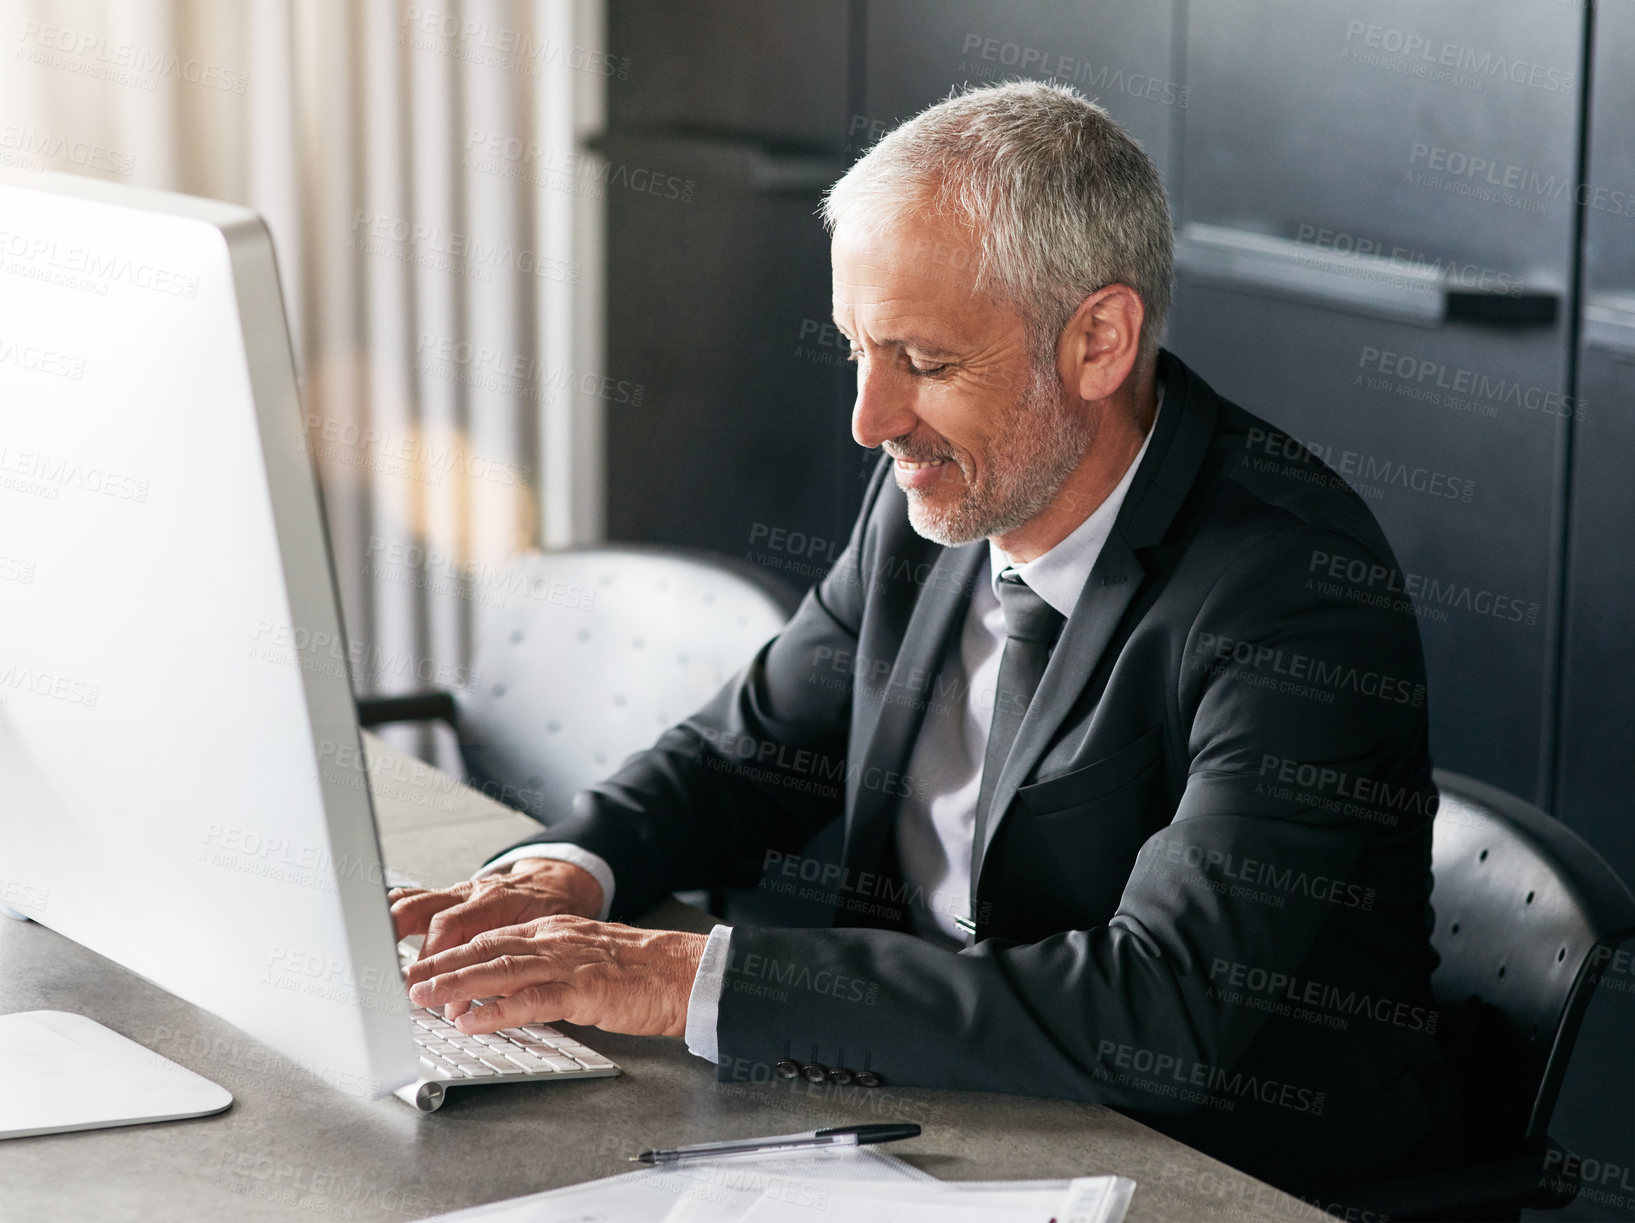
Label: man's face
xmin=831 ymin=212 xmax=1094 ymax=547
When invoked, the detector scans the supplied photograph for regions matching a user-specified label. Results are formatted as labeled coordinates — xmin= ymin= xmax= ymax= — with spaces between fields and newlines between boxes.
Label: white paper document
xmin=420 ymin=1146 xmax=1135 ymax=1223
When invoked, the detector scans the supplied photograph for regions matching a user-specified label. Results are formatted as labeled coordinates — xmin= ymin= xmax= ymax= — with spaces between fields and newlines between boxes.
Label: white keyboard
xmin=392 ymin=934 xmax=620 ymax=1110
xmin=409 ymin=1005 xmax=619 ymax=1083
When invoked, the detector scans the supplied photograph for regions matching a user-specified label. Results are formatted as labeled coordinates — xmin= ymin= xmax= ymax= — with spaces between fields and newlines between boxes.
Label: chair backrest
xmin=1429 ymin=770 xmax=1635 ymax=1155
xmin=453 ymin=546 xmax=800 ymax=826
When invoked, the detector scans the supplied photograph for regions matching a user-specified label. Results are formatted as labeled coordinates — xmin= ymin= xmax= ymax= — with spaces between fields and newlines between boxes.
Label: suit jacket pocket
xmin=990 ymin=724 xmax=1166 ymax=940
xmin=1015 ymin=723 xmax=1163 ymax=818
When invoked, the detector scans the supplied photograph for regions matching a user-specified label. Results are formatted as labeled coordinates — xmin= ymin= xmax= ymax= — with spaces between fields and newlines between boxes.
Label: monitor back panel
xmin=0 ymin=168 xmax=416 ymax=1099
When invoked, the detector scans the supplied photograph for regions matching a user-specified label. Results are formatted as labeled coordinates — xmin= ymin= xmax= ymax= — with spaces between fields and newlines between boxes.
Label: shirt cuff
xmin=685 ymin=924 xmax=734 ymax=1065
xmin=471 ymin=844 xmax=615 ymax=922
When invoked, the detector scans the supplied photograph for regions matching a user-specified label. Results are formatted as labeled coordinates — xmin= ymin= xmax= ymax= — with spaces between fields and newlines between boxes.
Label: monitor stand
xmin=0 ymin=1011 xmax=232 ymax=1139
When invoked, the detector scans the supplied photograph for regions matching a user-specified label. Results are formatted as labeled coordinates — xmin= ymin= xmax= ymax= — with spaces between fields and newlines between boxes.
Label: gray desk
xmin=0 ymin=733 xmax=1327 ymax=1222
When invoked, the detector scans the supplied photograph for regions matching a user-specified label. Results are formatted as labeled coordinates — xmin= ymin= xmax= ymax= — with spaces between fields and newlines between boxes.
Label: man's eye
xmin=909 ymin=362 xmax=950 ymax=378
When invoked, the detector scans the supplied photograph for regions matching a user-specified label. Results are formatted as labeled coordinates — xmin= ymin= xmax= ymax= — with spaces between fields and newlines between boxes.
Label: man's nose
xmin=850 ymin=364 xmax=918 ymax=449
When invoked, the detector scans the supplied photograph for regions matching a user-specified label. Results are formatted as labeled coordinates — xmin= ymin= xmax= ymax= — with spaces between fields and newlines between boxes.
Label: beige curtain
xmin=1 ymin=0 xmax=608 ymax=765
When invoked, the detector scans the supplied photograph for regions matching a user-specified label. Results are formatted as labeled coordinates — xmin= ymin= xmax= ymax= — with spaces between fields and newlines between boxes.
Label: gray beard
xmin=901 ymin=364 xmax=1095 ymax=547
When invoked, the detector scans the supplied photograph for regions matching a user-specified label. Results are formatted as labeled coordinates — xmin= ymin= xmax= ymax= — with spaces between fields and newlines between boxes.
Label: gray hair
xmin=820 ymin=80 xmax=1173 ymax=372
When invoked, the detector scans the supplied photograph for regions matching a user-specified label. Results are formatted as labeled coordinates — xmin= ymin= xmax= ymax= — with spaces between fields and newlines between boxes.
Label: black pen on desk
xmin=630 ymin=1123 xmax=921 ymax=1165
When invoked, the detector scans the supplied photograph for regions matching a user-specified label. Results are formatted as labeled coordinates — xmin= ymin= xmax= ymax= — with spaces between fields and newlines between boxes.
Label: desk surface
xmin=0 ymin=732 xmax=1327 ymax=1222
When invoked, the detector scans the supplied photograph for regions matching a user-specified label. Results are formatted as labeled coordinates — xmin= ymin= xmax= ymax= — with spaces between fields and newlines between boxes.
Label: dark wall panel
xmin=1170 ymin=0 xmax=1582 ymax=805
xmin=603 ymin=3 xmax=862 ymax=580
xmin=601 ymin=136 xmax=859 ymax=569
xmin=863 ymin=0 xmax=1178 ymax=186
xmin=608 ymin=0 xmax=854 ymax=151
xmin=1557 ymin=0 xmax=1635 ymax=886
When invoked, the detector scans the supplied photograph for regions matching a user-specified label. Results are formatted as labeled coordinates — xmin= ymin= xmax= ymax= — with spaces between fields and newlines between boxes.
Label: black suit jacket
xmin=512 ymin=350 xmax=1453 ymax=1193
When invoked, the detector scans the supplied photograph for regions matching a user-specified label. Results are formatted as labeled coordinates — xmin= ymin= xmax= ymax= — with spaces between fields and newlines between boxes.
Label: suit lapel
xmin=844 ymin=541 xmax=987 ymax=876
xmin=971 ymin=349 xmax=1221 ymax=900
xmin=971 ymin=530 xmax=1146 ymax=892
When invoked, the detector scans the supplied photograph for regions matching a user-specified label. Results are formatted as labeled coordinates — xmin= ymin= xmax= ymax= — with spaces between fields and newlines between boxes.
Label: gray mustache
xmin=884 ymin=443 xmax=955 ymax=464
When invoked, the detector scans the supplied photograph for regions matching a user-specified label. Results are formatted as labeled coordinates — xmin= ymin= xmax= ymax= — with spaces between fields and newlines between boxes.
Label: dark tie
xmin=970 ymin=569 xmax=1066 ymax=900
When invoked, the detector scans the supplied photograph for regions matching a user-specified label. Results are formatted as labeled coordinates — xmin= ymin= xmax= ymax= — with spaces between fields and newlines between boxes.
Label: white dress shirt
xmin=895 ymin=386 xmax=1163 ymax=948
xmin=477 ymin=388 xmax=1163 ymax=1064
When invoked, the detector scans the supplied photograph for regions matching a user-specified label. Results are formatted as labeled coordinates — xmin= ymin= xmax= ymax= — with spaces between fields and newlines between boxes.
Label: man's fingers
xmin=388 ymin=890 xmax=427 ymax=939
xmin=409 ymin=948 xmax=547 ymax=1008
xmin=452 ymin=983 xmax=574 ymax=1034
xmin=389 ymin=884 xmax=471 ymax=940
xmin=420 ymin=893 xmax=512 ymax=958
xmin=404 ymin=930 xmax=529 ymax=986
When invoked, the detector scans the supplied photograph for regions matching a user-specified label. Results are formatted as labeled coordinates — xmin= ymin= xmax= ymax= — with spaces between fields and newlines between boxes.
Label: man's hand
xmin=403 ymin=916 xmax=708 ymax=1038
xmin=389 ymin=858 xmax=604 ymax=959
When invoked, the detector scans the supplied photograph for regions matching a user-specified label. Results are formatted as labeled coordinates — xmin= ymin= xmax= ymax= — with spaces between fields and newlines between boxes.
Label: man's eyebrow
xmin=885 ymin=335 xmax=962 ymax=358
xmin=829 ymin=324 xmax=961 ymax=359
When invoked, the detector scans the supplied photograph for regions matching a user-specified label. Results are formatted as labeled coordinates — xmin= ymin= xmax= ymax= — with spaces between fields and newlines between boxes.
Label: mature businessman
xmin=391 ymin=81 xmax=1453 ymax=1193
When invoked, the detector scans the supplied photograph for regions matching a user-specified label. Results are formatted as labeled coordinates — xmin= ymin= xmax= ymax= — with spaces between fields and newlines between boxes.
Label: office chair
xmin=1339 ymin=770 xmax=1635 ymax=1222
xmin=356 ymin=546 xmax=801 ymax=830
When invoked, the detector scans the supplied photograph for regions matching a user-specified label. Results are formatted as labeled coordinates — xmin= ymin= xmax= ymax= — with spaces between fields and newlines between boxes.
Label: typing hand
xmin=388 ymin=858 xmax=605 ymax=959
xmin=402 ymin=916 xmax=707 ymax=1039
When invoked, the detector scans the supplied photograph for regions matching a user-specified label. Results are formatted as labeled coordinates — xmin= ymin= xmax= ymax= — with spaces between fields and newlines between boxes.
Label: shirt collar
xmin=988 ymin=382 xmax=1165 ymax=619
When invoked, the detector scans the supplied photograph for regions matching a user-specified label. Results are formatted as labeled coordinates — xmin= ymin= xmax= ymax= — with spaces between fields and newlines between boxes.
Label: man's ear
xmin=1056 ymin=284 xmax=1145 ymax=403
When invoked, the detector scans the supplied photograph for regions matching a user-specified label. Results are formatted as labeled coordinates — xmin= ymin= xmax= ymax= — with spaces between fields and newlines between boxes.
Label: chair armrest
xmin=356 ymin=690 xmax=458 ymax=729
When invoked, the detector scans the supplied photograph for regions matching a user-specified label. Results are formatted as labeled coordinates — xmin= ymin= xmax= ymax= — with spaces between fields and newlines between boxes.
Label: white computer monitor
xmin=0 ymin=167 xmax=418 ymax=1101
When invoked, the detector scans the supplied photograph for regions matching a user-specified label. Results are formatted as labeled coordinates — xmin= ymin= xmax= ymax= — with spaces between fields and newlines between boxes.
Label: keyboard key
xmin=503 ymin=1052 xmax=552 ymax=1073
xmin=411 ymin=1012 xmax=619 ymax=1082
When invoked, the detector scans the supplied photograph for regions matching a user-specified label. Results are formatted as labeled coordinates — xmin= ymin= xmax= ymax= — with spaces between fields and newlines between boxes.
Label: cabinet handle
xmin=586 ymin=131 xmax=843 ymax=198
xmin=1583 ymin=293 xmax=1635 ymax=359
xmin=749 ymin=154 xmax=848 ymax=197
xmin=1175 ymin=223 xmax=1559 ymax=329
